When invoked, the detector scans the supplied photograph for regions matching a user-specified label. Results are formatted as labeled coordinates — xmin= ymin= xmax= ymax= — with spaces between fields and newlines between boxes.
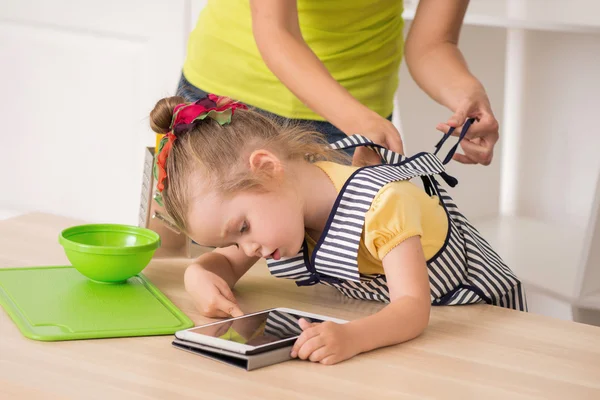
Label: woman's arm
xmin=250 ymin=0 xmax=403 ymax=161
xmin=196 ymin=246 xmax=259 ymax=289
xmin=291 ymin=236 xmax=431 ymax=364
xmin=405 ymin=0 xmax=499 ymax=165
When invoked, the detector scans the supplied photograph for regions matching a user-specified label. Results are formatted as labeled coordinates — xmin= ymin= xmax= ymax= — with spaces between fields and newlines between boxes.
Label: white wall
xmin=0 ymin=0 xmax=189 ymax=225
xmin=515 ymin=30 xmax=600 ymax=228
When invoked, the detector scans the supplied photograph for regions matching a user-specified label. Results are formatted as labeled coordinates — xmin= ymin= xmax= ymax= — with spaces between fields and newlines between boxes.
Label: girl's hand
xmin=351 ymin=113 xmax=405 ymax=167
xmin=435 ymin=87 xmax=499 ymax=166
xmin=290 ymin=319 xmax=360 ymax=365
xmin=184 ymin=264 xmax=244 ymax=318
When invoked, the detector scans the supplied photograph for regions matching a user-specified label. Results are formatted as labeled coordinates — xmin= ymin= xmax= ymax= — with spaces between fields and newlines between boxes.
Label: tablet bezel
xmin=174 ymin=307 xmax=347 ymax=355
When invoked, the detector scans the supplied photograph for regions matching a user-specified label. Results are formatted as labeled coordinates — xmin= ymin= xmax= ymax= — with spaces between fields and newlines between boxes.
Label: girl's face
xmin=186 ymin=181 xmax=306 ymax=260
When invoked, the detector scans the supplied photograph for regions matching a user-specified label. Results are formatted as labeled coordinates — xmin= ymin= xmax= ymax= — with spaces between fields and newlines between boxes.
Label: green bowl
xmin=59 ymin=224 xmax=161 ymax=283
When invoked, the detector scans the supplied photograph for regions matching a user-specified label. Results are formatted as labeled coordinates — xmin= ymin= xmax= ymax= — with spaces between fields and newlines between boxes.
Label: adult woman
xmin=178 ymin=0 xmax=498 ymax=165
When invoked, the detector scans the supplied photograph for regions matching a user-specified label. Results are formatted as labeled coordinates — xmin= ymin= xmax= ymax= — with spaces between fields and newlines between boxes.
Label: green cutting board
xmin=0 ymin=266 xmax=193 ymax=341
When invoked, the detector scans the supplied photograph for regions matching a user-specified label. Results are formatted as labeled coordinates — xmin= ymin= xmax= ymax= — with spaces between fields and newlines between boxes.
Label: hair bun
xmin=150 ymin=96 xmax=186 ymax=134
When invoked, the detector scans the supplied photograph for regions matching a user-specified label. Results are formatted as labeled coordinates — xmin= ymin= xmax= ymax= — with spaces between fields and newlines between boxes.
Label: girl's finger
xmin=296 ymin=335 xmax=326 ymax=360
xmin=308 ymin=345 xmax=332 ymax=363
xmin=298 ymin=318 xmax=312 ymax=330
xmin=298 ymin=318 xmax=320 ymax=329
xmin=291 ymin=326 xmax=320 ymax=357
xmin=213 ymin=278 xmax=237 ymax=302
xmin=320 ymin=355 xmax=338 ymax=365
xmin=214 ymin=295 xmax=243 ymax=317
xmin=205 ymin=309 xmax=235 ymax=319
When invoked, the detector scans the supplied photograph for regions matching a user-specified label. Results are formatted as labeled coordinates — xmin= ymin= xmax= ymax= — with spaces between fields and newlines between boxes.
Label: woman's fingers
xmin=384 ymin=128 xmax=404 ymax=155
xmin=452 ymin=153 xmax=477 ymax=165
xmin=447 ymin=108 xmax=468 ymax=128
xmin=436 ymin=111 xmax=499 ymax=165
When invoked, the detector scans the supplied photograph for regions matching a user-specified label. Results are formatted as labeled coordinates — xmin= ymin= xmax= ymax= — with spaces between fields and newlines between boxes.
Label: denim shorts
xmin=176 ymin=74 xmax=383 ymax=156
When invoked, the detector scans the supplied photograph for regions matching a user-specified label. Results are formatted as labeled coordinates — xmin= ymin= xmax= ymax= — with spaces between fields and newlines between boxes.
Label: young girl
xmin=151 ymin=94 xmax=526 ymax=366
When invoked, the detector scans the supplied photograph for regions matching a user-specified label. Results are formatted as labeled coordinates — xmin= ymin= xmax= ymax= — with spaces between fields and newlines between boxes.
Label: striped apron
xmin=266 ymin=120 xmax=527 ymax=311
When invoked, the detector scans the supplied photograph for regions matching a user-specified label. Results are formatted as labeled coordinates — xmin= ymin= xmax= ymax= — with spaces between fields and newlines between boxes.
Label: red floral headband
xmin=153 ymin=94 xmax=248 ymax=204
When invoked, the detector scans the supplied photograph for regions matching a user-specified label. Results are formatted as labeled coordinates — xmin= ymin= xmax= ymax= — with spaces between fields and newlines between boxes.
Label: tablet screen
xmin=187 ymin=310 xmax=321 ymax=347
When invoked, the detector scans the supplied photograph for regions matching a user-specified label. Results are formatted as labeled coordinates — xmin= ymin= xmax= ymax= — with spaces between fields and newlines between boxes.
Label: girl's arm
xmin=250 ymin=0 xmax=404 ymax=161
xmin=191 ymin=247 xmax=259 ymax=289
xmin=348 ymin=236 xmax=431 ymax=351
xmin=405 ymin=0 xmax=499 ymax=165
xmin=291 ymin=236 xmax=430 ymax=364
xmin=184 ymin=246 xmax=259 ymax=318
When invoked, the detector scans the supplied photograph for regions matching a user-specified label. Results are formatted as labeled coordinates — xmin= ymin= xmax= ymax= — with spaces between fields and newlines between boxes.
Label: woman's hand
xmin=350 ymin=113 xmax=404 ymax=166
xmin=405 ymin=0 xmax=500 ymax=166
xmin=435 ymin=86 xmax=499 ymax=165
xmin=290 ymin=319 xmax=361 ymax=365
xmin=251 ymin=0 xmax=404 ymax=166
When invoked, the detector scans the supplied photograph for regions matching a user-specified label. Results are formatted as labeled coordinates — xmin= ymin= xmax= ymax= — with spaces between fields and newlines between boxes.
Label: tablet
xmin=175 ymin=307 xmax=347 ymax=355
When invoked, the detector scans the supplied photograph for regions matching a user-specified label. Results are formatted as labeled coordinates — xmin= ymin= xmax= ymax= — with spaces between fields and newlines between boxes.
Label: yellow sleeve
xmin=364 ymin=181 xmax=424 ymax=261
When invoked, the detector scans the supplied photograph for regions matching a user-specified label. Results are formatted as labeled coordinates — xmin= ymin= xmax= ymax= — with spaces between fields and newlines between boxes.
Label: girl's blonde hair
xmin=149 ymin=96 xmax=348 ymax=231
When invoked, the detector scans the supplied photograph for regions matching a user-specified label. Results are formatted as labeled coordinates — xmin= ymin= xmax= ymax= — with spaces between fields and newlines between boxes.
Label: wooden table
xmin=1 ymin=213 xmax=599 ymax=399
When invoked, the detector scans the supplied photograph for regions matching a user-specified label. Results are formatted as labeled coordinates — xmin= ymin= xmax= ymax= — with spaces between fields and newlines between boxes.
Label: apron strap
xmin=329 ymin=135 xmax=403 ymax=165
xmin=331 ymin=119 xmax=475 ymax=167
xmin=433 ymin=118 xmax=476 ymax=165
xmin=329 ymin=122 xmax=475 ymax=196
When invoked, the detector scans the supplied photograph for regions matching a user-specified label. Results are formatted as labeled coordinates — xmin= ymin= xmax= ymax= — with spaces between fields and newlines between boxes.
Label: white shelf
xmin=403 ymin=0 xmax=600 ymax=34
xmin=578 ymin=292 xmax=600 ymax=310
xmin=473 ymin=216 xmax=585 ymax=302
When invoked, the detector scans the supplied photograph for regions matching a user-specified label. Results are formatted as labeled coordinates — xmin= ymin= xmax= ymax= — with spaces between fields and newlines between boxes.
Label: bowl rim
xmin=59 ymin=224 xmax=161 ymax=255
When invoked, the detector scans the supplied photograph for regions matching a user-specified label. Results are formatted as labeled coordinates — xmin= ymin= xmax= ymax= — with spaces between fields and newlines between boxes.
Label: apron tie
xmin=421 ymin=173 xmax=458 ymax=197
xmin=440 ymin=172 xmax=458 ymax=187
xmin=296 ymin=273 xmax=342 ymax=287
xmin=434 ymin=118 xmax=476 ymax=165
xmin=428 ymin=118 xmax=476 ymax=193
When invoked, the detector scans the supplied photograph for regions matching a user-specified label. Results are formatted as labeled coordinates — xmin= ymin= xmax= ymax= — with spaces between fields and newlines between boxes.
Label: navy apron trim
xmin=416 ymin=177 xmax=453 ymax=266
xmin=440 ymin=172 xmax=459 ymax=188
xmin=295 ymin=240 xmax=344 ymax=287
xmin=434 ymin=284 xmax=492 ymax=306
xmin=433 ymin=118 xmax=476 ymax=165
xmin=295 ymin=240 xmax=317 ymax=286
xmin=420 ymin=175 xmax=435 ymax=197
xmin=329 ymin=135 xmax=404 ymax=164
xmin=308 ymin=150 xmax=446 ymax=277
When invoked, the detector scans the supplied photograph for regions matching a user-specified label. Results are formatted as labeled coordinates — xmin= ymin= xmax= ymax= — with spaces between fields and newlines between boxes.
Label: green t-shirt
xmin=183 ymin=0 xmax=405 ymax=120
